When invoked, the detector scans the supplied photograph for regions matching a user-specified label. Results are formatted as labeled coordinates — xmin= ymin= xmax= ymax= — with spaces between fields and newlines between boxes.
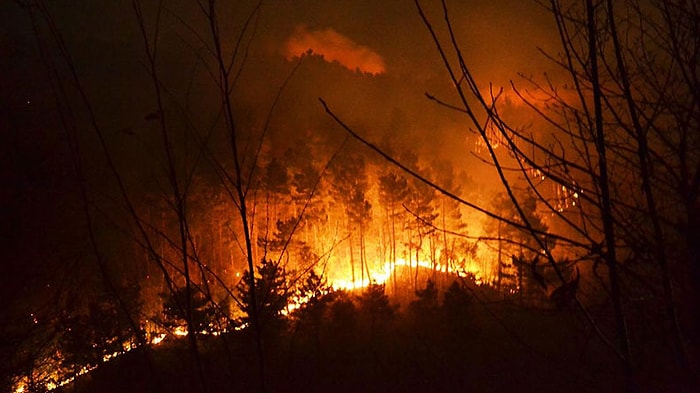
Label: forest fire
xmin=330 ymin=257 xmax=479 ymax=291
xmin=11 ymin=240 xmax=491 ymax=393
xmin=6 ymin=138 xmax=569 ymax=393
xmin=7 ymin=147 xmax=546 ymax=393
xmin=10 ymin=258 xmax=473 ymax=393
xmin=5 ymin=0 xmax=698 ymax=391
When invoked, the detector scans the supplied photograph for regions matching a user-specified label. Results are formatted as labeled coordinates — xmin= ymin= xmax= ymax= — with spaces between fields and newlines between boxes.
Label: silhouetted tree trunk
xmin=321 ymin=0 xmax=698 ymax=389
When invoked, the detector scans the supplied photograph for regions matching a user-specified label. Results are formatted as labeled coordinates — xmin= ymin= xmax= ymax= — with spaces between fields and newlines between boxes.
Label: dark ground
xmin=62 ymin=299 xmax=680 ymax=393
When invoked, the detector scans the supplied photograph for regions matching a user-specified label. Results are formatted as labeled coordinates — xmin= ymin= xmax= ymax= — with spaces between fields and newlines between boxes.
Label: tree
xmin=441 ymin=280 xmax=472 ymax=335
xmin=327 ymin=290 xmax=358 ymax=333
xmin=289 ymin=270 xmax=334 ymax=353
xmin=15 ymin=0 xmax=302 ymax=391
xmin=161 ymin=287 xmax=212 ymax=334
xmin=321 ymin=0 xmax=698 ymax=388
xmin=487 ymin=189 xmax=548 ymax=298
xmin=378 ymin=169 xmax=411 ymax=292
xmin=405 ymin=171 xmax=439 ymax=288
xmin=293 ymin=269 xmax=332 ymax=316
xmin=409 ymin=279 xmax=439 ymax=332
xmin=411 ymin=279 xmax=439 ymax=311
xmin=235 ymin=259 xmax=291 ymax=336
xmin=330 ymin=149 xmax=373 ymax=287
xmin=357 ymin=282 xmax=395 ymax=334
xmin=432 ymin=161 xmax=472 ymax=275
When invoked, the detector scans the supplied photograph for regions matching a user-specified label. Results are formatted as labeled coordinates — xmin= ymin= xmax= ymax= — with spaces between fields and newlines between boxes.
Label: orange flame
xmin=284 ymin=25 xmax=386 ymax=75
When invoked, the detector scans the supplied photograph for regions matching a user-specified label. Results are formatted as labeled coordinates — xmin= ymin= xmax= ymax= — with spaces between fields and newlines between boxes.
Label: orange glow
xmin=13 ymin=325 xmax=195 ymax=393
xmin=173 ymin=326 xmax=188 ymax=337
xmin=329 ymin=256 xmax=489 ymax=291
xmin=150 ymin=333 xmax=166 ymax=345
xmin=285 ymin=25 xmax=386 ymax=75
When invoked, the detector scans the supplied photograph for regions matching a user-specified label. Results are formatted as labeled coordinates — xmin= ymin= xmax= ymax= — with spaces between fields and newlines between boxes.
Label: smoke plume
xmin=285 ymin=25 xmax=386 ymax=75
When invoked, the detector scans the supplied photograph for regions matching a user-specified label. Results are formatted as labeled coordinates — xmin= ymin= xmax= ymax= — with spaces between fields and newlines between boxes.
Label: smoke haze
xmin=284 ymin=25 xmax=386 ymax=75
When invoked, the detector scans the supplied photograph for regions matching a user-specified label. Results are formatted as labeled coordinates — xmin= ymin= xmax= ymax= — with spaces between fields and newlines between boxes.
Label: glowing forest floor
xmin=58 ymin=298 xmax=688 ymax=393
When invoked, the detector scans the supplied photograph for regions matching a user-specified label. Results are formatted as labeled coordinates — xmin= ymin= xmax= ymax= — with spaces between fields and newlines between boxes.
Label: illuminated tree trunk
xmin=360 ymin=226 xmax=365 ymax=286
xmin=414 ymin=235 xmax=422 ymax=291
xmin=361 ymin=225 xmax=371 ymax=284
xmin=390 ymin=206 xmax=397 ymax=293
xmin=429 ymin=234 xmax=435 ymax=277
xmin=442 ymin=202 xmax=449 ymax=273
xmin=349 ymin=227 xmax=356 ymax=287
xmin=497 ymin=221 xmax=502 ymax=293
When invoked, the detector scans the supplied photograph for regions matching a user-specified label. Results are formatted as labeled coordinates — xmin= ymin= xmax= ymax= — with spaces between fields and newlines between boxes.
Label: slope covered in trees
xmin=3 ymin=0 xmax=697 ymax=391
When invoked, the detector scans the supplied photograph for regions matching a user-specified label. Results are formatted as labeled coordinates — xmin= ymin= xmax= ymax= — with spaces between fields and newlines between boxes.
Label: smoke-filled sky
xmin=2 ymin=0 xmax=561 ymax=137
xmin=2 ymin=1 xmax=565 ymax=195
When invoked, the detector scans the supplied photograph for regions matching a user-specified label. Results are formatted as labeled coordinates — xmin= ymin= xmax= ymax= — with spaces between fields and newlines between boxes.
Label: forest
xmin=1 ymin=0 xmax=698 ymax=392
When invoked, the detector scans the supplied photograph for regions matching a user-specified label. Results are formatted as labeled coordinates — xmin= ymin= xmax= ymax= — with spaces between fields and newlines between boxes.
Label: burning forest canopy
xmin=2 ymin=0 xmax=699 ymax=392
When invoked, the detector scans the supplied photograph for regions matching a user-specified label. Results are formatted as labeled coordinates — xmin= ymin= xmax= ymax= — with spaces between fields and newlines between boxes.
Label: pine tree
xmin=235 ymin=259 xmax=290 ymax=335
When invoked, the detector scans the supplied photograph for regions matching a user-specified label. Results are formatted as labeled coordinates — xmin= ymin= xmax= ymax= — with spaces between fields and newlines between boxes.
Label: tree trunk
xmin=586 ymin=0 xmax=633 ymax=387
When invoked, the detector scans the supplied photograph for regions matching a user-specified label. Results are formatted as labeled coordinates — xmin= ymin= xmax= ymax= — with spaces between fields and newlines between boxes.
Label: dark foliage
xmin=58 ymin=281 xmax=672 ymax=393
xmin=357 ymin=282 xmax=395 ymax=331
xmin=408 ymin=279 xmax=439 ymax=329
xmin=235 ymin=259 xmax=291 ymax=335
xmin=161 ymin=287 xmax=213 ymax=334
xmin=59 ymin=296 xmax=132 ymax=371
xmin=442 ymin=280 xmax=473 ymax=334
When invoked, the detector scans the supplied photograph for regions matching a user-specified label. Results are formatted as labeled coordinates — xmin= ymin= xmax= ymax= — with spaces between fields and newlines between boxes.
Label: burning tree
xmin=330 ymin=147 xmax=373 ymax=288
xmin=404 ymin=165 xmax=440 ymax=289
xmin=378 ymin=169 xmax=411 ymax=292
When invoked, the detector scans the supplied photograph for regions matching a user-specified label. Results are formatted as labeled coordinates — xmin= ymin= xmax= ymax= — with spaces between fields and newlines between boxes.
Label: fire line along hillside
xmin=58 ymin=268 xmax=619 ymax=393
